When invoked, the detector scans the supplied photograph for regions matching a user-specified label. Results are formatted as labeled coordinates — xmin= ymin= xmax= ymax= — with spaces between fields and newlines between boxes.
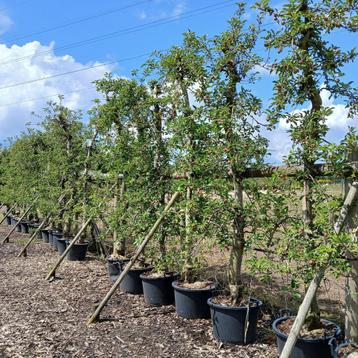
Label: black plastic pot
xmin=140 ymin=272 xmax=180 ymax=306
xmin=56 ymin=238 xmax=67 ymax=255
xmin=120 ymin=266 xmax=152 ymax=294
xmin=11 ymin=217 xmax=17 ymax=226
xmin=273 ymin=316 xmax=341 ymax=358
xmin=41 ymin=229 xmax=49 ymax=243
xmin=106 ymin=258 xmax=131 ymax=282
xmin=172 ymin=281 xmax=216 ymax=319
xmin=5 ymin=216 xmax=12 ymax=225
xmin=207 ymin=297 xmax=262 ymax=345
xmin=51 ymin=231 xmax=63 ymax=251
xmin=66 ymin=241 xmax=89 ymax=261
xmin=329 ymin=338 xmax=358 ymax=358
xmin=48 ymin=230 xmax=53 ymax=246
xmin=15 ymin=223 xmax=21 ymax=232
xmin=20 ymin=221 xmax=29 ymax=234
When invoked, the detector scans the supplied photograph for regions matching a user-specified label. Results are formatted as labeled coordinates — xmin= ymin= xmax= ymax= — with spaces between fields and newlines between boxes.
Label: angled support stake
xmin=280 ymin=182 xmax=358 ymax=358
xmin=0 ymin=203 xmax=17 ymax=225
xmin=87 ymin=191 xmax=180 ymax=325
xmin=17 ymin=195 xmax=67 ymax=257
xmin=2 ymin=198 xmax=38 ymax=244
xmin=45 ymin=217 xmax=92 ymax=280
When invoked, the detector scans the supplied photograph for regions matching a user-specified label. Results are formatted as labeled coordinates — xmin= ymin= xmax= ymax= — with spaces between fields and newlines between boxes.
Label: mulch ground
xmin=0 ymin=223 xmax=279 ymax=358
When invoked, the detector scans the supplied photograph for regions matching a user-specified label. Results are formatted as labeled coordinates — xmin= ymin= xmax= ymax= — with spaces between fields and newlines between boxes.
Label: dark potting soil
xmin=277 ymin=317 xmax=338 ymax=339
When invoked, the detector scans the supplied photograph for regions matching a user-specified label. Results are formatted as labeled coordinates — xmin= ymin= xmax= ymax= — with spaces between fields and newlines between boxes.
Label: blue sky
xmin=0 ymin=0 xmax=356 ymax=162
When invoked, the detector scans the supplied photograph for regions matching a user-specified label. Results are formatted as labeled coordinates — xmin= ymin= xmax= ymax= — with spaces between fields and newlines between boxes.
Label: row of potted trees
xmin=0 ymin=0 xmax=357 ymax=356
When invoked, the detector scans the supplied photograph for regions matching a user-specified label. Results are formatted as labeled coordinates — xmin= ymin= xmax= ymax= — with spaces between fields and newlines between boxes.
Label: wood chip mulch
xmin=0 ymin=224 xmax=278 ymax=357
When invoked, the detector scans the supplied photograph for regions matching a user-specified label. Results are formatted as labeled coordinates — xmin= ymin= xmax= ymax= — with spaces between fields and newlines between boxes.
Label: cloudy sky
xmin=0 ymin=0 xmax=356 ymax=163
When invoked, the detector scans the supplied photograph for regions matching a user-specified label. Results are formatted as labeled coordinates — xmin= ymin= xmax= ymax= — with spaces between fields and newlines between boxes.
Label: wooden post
xmin=0 ymin=203 xmax=16 ymax=225
xmin=2 ymin=199 xmax=38 ymax=244
xmin=344 ymin=148 xmax=358 ymax=341
xmin=17 ymin=194 xmax=67 ymax=257
xmin=280 ymin=182 xmax=358 ymax=358
xmin=87 ymin=191 xmax=180 ymax=325
xmin=45 ymin=217 xmax=92 ymax=280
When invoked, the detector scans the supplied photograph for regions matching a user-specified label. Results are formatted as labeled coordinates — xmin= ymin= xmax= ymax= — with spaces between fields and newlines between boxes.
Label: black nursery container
xmin=106 ymin=258 xmax=130 ymax=282
xmin=329 ymin=338 xmax=358 ymax=358
xmin=207 ymin=297 xmax=262 ymax=345
xmin=56 ymin=238 xmax=67 ymax=255
xmin=5 ymin=216 xmax=12 ymax=225
xmin=20 ymin=221 xmax=29 ymax=234
xmin=140 ymin=272 xmax=180 ymax=306
xmin=66 ymin=241 xmax=89 ymax=261
xmin=51 ymin=231 xmax=63 ymax=251
xmin=41 ymin=229 xmax=49 ymax=243
xmin=11 ymin=217 xmax=17 ymax=226
xmin=48 ymin=230 xmax=54 ymax=246
xmin=120 ymin=266 xmax=152 ymax=294
xmin=172 ymin=281 xmax=216 ymax=319
xmin=272 ymin=316 xmax=341 ymax=358
xmin=15 ymin=222 xmax=21 ymax=232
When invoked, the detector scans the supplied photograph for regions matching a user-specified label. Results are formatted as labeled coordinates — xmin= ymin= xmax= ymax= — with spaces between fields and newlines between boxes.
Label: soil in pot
xmin=173 ymin=281 xmax=216 ymax=319
xmin=66 ymin=241 xmax=89 ymax=261
xmin=20 ymin=221 xmax=29 ymax=234
xmin=41 ymin=229 xmax=49 ymax=243
xmin=106 ymin=257 xmax=130 ymax=282
xmin=208 ymin=296 xmax=262 ymax=345
xmin=336 ymin=342 xmax=358 ymax=358
xmin=272 ymin=316 xmax=341 ymax=358
xmin=120 ymin=265 xmax=152 ymax=294
xmin=140 ymin=272 xmax=180 ymax=306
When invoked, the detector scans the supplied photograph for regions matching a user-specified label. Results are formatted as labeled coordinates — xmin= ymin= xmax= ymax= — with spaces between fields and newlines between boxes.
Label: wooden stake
xmin=87 ymin=191 xmax=180 ymax=325
xmin=45 ymin=217 xmax=92 ymax=280
xmin=344 ymin=148 xmax=358 ymax=341
xmin=17 ymin=194 xmax=67 ymax=257
xmin=280 ymin=182 xmax=358 ymax=358
xmin=0 ymin=203 xmax=16 ymax=225
xmin=2 ymin=199 xmax=38 ymax=244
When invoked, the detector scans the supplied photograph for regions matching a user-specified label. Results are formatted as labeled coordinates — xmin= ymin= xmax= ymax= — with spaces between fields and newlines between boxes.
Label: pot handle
xmin=328 ymin=337 xmax=337 ymax=357
xmin=279 ymin=308 xmax=292 ymax=317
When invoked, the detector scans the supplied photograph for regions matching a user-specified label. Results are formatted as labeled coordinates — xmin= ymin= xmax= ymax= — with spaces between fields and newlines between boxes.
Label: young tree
xmin=257 ymin=0 xmax=358 ymax=329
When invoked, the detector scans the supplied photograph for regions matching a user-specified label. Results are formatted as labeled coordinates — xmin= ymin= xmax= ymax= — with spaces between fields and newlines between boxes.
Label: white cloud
xmin=0 ymin=41 xmax=112 ymax=142
xmin=138 ymin=0 xmax=186 ymax=21
xmin=278 ymin=88 xmax=357 ymax=131
xmin=0 ymin=12 xmax=13 ymax=35
xmin=272 ymin=87 xmax=357 ymax=162
xmin=172 ymin=2 xmax=186 ymax=17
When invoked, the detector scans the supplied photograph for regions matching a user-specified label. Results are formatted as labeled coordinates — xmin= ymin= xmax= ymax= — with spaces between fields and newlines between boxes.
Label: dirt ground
xmin=0 ymin=223 xmax=280 ymax=358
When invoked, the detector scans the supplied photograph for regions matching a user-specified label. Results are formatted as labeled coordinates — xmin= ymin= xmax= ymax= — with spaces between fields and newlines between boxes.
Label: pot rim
xmin=272 ymin=316 xmax=341 ymax=343
xmin=65 ymin=241 xmax=89 ymax=246
xmin=207 ymin=297 xmax=262 ymax=311
xmin=172 ymin=280 xmax=216 ymax=292
xmin=140 ymin=271 xmax=180 ymax=280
